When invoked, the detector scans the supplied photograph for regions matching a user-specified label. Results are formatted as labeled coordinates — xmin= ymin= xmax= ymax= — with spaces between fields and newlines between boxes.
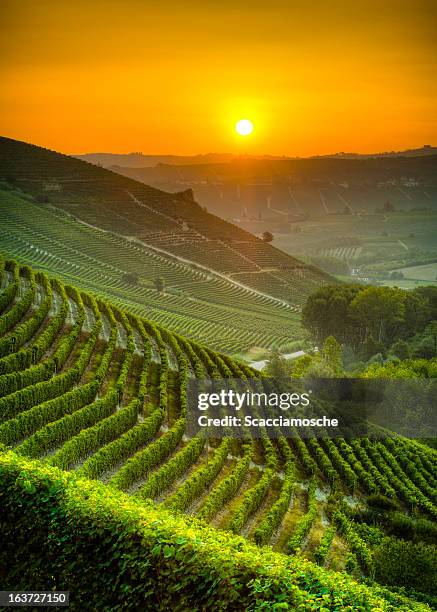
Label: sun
xmin=235 ymin=119 xmax=253 ymax=136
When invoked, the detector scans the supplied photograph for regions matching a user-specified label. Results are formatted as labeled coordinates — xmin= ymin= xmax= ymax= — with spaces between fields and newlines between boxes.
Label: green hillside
xmin=0 ymin=188 xmax=305 ymax=356
xmin=0 ymin=257 xmax=435 ymax=609
xmin=0 ymin=136 xmax=331 ymax=304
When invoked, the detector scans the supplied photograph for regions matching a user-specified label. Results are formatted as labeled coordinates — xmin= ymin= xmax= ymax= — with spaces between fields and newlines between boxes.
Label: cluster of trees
xmin=302 ymin=283 xmax=437 ymax=359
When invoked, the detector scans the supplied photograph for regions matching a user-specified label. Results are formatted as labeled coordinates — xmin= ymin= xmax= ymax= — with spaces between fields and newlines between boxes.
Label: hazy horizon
xmin=75 ymin=144 xmax=436 ymax=157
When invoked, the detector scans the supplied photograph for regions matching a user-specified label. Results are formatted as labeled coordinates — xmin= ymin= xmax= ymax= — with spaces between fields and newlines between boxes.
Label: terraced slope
xmin=0 ymin=136 xmax=331 ymax=308
xmin=0 ymin=188 xmax=304 ymax=355
xmin=1 ymin=257 xmax=436 ymax=611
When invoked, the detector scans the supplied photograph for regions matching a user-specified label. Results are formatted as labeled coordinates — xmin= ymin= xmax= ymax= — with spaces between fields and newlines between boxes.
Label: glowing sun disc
xmin=236 ymin=119 xmax=253 ymax=136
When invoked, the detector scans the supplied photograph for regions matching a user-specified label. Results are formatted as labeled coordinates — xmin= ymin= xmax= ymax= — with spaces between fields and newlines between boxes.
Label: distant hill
xmin=76 ymin=146 xmax=437 ymax=169
xmin=75 ymin=152 xmax=238 ymax=168
xmin=106 ymin=155 xmax=437 ymax=227
xmin=317 ymin=145 xmax=437 ymax=158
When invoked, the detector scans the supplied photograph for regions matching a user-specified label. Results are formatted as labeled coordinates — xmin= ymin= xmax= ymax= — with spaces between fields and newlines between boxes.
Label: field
xmin=398 ymin=263 xmax=437 ymax=281
xmin=274 ymin=210 xmax=437 ymax=285
xmin=1 ymin=257 xmax=436 ymax=609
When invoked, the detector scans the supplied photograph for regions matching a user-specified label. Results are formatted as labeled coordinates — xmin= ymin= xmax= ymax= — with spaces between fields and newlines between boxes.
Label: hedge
xmin=164 ymin=437 xmax=232 ymax=513
xmin=0 ymin=270 xmax=50 ymax=358
xmin=109 ymin=417 xmax=186 ymax=491
xmin=0 ymin=260 xmax=18 ymax=314
xmin=253 ymin=439 xmax=295 ymax=546
xmin=0 ymin=451 xmax=428 ymax=611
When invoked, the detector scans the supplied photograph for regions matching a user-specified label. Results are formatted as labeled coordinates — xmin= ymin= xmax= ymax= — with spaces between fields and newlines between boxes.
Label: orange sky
xmin=1 ymin=0 xmax=436 ymax=156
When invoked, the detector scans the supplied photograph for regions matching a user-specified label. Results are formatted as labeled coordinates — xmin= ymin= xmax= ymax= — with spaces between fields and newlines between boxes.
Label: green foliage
xmin=321 ymin=336 xmax=343 ymax=374
xmin=362 ymin=357 xmax=437 ymax=379
xmin=164 ymin=438 xmax=232 ymax=513
xmin=47 ymin=398 xmax=140 ymax=471
xmin=109 ymin=417 xmax=185 ymax=491
xmin=198 ymin=443 xmax=252 ymax=524
xmin=332 ymin=511 xmax=373 ymax=574
xmin=291 ymin=336 xmax=343 ymax=378
xmin=137 ymin=435 xmax=206 ymax=502
xmin=154 ymin=275 xmax=165 ymax=293
xmin=302 ymin=284 xmax=362 ymax=345
xmin=314 ymin=525 xmax=335 ymax=566
xmin=0 ymin=381 xmax=99 ymax=446
xmin=1 ymin=451 xmax=425 ymax=611
xmin=253 ymin=440 xmax=295 ymax=546
xmin=264 ymin=350 xmax=291 ymax=378
xmin=228 ymin=439 xmax=278 ymax=534
xmin=0 ymin=255 xmax=436 ymax=609
xmin=77 ymin=408 xmax=164 ymax=480
xmin=0 ymin=271 xmax=50 ymax=358
xmin=0 ymin=367 xmax=81 ymax=423
xmin=303 ymin=283 xmax=437 ymax=351
xmin=373 ymin=537 xmax=437 ymax=596
xmin=16 ymin=391 xmax=117 ymax=460
xmin=287 ymin=479 xmax=318 ymax=554
xmin=0 ymin=260 xmax=19 ymax=313
xmin=389 ymin=339 xmax=411 ymax=360
xmin=350 ymin=286 xmax=405 ymax=345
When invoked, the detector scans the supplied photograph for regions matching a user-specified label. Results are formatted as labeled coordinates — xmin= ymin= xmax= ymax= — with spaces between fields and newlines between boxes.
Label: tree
xmin=414 ymin=286 xmax=437 ymax=321
xmin=350 ymin=286 xmax=405 ymax=344
xmin=361 ymin=335 xmax=385 ymax=360
xmin=425 ymin=320 xmax=437 ymax=356
xmin=322 ymin=336 xmax=342 ymax=375
xmin=403 ymin=291 xmax=430 ymax=336
xmin=262 ymin=231 xmax=274 ymax=243
xmin=291 ymin=337 xmax=344 ymax=379
xmin=390 ymin=339 xmax=410 ymax=361
xmin=413 ymin=338 xmax=435 ymax=359
xmin=302 ymin=284 xmax=362 ymax=345
xmin=264 ymin=349 xmax=290 ymax=378
xmin=154 ymin=276 xmax=165 ymax=293
xmin=291 ymin=354 xmax=314 ymax=378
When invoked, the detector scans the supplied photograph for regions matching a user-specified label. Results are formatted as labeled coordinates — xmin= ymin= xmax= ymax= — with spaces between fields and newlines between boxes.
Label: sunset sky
xmin=1 ymin=0 xmax=436 ymax=156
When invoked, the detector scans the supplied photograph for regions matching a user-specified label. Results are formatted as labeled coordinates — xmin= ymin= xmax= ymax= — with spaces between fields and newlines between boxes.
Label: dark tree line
xmin=302 ymin=284 xmax=437 ymax=351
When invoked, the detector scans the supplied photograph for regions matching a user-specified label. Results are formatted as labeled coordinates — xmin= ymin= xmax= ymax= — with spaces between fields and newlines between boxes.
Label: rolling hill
xmin=108 ymin=154 xmax=437 ymax=227
xmin=0 ymin=136 xmax=333 ymax=356
xmin=1 ymin=256 xmax=435 ymax=609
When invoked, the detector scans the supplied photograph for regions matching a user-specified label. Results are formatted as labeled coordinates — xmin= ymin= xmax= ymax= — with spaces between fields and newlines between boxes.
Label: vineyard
xmin=0 ymin=136 xmax=331 ymax=309
xmin=1 ymin=256 xmax=436 ymax=610
xmin=0 ymin=188 xmax=306 ymax=355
